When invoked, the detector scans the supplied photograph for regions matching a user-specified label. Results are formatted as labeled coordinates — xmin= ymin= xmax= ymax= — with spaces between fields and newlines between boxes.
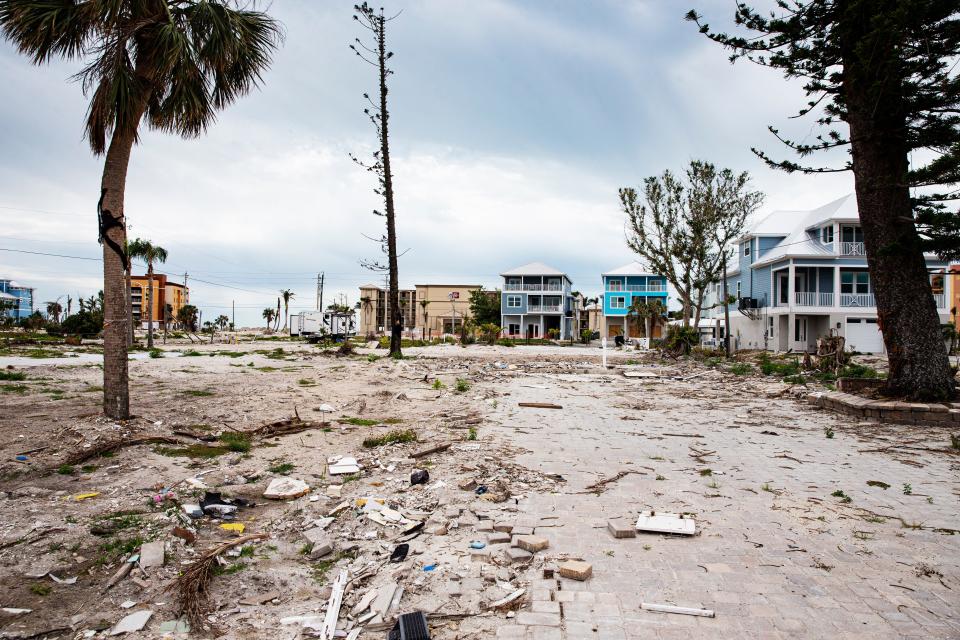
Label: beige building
xmin=414 ymin=284 xmax=482 ymax=338
xmin=357 ymin=283 xmax=482 ymax=338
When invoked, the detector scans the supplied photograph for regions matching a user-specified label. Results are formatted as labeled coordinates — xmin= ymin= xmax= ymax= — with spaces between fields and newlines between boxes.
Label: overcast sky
xmin=0 ymin=0 xmax=854 ymax=326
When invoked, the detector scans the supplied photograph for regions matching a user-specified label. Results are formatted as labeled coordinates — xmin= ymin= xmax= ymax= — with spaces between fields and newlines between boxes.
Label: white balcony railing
xmin=841 ymin=293 xmax=875 ymax=307
xmin=794 ymin=292 xmax=834 ymax=306
xmin=934 ymin=293 xmax=946 ymax=308
xmin=504 ymin=283 xmax=563 ymax=292
xmin=527 ymin=305 xmax=561 ymax=313
xmin=625 ymin=284 xmax=666 ymax=292
xmin=841 ymin=242 xmax=866 ymax=256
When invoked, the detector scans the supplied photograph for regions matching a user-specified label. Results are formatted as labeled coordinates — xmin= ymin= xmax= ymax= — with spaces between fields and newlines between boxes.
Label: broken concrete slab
xmin=486 ymin=532 xmax=511 ymax=545
xmin=110 ymin=610 xmax=153 ymax=635
xmin=327 ymin=456 xmax=360 ymax=475
xmin=558 ymin=560 xmax=592 ymax=581
xmin=505 ymin=547 xmax=533 ymax=564
xmin=263 ymin=477 xmax=310 ymax=500
xmin=635 ymin=511 xmax=696 ymax=535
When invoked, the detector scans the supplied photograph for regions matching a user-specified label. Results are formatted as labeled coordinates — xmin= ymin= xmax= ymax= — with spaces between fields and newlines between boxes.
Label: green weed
xmin=362 ymin=429 xmax=418 ymax=448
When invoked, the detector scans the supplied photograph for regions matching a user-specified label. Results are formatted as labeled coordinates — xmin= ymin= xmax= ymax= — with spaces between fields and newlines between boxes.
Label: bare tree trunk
xmin=99 ymin=131 xmax=136 ymax=420
xmin=843 ymin=23 xmax=952 ymax=401
xmin=376 ymin=18 xmax=402 ymax=359
xmin=146 ymin=263 xmax=155 ymax=349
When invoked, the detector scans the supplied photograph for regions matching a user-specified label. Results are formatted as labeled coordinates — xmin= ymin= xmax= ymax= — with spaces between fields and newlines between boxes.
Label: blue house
xmin=601 ymin=262 xmax=669 ymax=339
xmin=500 ymin=262 xmax=575 ymax=340
xmin=0 ymin=279 xmax=34 ymax=321
xmin=714 ymin=194 xmax=950 ymax=354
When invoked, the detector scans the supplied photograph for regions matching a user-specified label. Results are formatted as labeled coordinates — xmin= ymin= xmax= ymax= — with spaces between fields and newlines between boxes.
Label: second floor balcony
xmin=527 ymin=304 xmax=562 ymax=313
xmin=504 ymin=282 xmax=563 ymax=292
xmin=840 ymin=241 xmax=866 ymax=256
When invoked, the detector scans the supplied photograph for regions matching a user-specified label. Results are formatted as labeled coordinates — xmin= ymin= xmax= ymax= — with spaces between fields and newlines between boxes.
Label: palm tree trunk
xmin=126 ymin=267 xmax=134 ymax=347
xmin=100 ymin=131 xmax=137 ymax=420
xmin=146 ymin=264 xmax=155 ymax=349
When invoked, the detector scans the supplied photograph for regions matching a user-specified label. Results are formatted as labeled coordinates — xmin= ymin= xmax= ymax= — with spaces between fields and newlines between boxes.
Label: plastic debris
xmin=74 ymin=492 xmax=99 ymax=501
xmin=410 ymin=469 xmax=430 ymax=486
xmin=389 ymin=544 xmax=409 ymax=563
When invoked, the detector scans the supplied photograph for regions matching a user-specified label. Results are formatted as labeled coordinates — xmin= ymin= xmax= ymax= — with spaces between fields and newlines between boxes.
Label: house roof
xmin=751 ymin=194 xmax=857 ymax=268
xmin=601 ymin=261 xmax=657 ymax=277
xmin=500 ymin=262 xmax=568 ymax=278
xmin=0 ymin=291 xmax=16 ymax=301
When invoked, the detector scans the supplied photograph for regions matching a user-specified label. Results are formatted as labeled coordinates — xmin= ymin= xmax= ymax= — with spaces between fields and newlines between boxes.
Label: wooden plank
xmin=320 ymin=569 xmax=349 ymax=640
xmin=641 ymin=602 xmax=715 ymax=617
xmin=518 ymin=402 xmax=563 ymax=409
xmin=410 ymin=443 xmax=451 ymax=459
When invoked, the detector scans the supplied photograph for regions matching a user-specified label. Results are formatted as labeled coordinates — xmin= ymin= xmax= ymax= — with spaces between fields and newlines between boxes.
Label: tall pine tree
xmin=688 ymin=1 xmax=960 ymax=400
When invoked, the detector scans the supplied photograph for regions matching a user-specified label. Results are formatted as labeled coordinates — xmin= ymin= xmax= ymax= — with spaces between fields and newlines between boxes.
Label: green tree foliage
xmin=469 ymin=288 xmax=501 ymax=326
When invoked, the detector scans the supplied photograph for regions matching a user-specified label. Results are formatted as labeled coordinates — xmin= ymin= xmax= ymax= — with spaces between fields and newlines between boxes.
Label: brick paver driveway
xmin=485 ymin=369 xmax=959 ymax=639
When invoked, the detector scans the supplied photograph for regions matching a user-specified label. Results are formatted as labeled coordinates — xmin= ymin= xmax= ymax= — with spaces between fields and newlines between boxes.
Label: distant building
xmin=129 ymin=274 xmax=189 ymax=327
xmin=414 ymin=284 xmax=482 ymax=337
xmin=500 ymin=262 xmax=576 ymax=340
xmin=600 ymin=262 xmax=669 ymax=339
xmin=358 ymin=284 xmax=417 ymax=336
xmin=0 ymin=279 xmax=34 ymax=320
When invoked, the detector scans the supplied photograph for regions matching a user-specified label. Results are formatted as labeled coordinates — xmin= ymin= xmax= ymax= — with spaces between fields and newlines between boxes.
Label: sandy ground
xmin=0 ymin=339 xmax=956 ymax=639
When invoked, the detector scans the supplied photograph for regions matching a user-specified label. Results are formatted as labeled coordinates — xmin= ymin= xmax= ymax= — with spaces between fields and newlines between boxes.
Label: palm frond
xmin=0 ymin=0 xmax=97 ymax=64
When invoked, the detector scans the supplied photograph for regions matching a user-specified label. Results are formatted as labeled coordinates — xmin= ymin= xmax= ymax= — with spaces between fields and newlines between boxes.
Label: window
xmin=821 ymin=226 xmax=834 ymax=244
xmin=931 ymin=274 xmax=945 ymax=294
xmin=506 ymin=295 xmax=521 ymax=308
xmin=841 ymin=225 xmax=864 ymax=243
xmin=608 ymin=279 xmax=622 ymax=291
xmin=610 ymin=296 xmax=626 ymax=309
xmin=736 ymin=281 xmax=742 ymax=298
xmin=743 ymin=242 xmax=751 ymax=256
xmin=767 ymin=317 xmax=774 ymax=338
xmin=841 ymin=272 xmax=870 ymax=294
xmin=506 ymin=277 xmax=521 ymax=290
xmin=508 ymin=323 xmax=520 ymax=335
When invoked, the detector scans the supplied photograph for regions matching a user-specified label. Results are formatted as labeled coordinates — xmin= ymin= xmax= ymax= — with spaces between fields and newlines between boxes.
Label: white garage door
xmin=845 ymin=317 xmax=884 ymax=354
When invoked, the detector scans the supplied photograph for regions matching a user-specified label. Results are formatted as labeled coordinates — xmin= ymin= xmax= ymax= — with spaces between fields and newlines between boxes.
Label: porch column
xmin=834 ymin=267 xmax=841 ymax=309
xmin=788 ymin=261 xmax=795 ymax=310
xmin=520 ymin=314 xmax=524 ymax=338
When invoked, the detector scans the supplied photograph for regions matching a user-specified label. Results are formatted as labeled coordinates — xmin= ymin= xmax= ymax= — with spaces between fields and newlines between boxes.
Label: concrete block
xmin=487 ymin=532 xmax=512 ymax=545
xmin=516 ymin=535 xmax=549 ymax=552
xmin=494 ymin=523 xmax=514 ymax=533
xmin=558 ymin=560 xmax=592 ymax=581
xmin=505 ymin=547 xmax=533 ymax=564
xmin=607 ymin=520 xmax=636 ymax=539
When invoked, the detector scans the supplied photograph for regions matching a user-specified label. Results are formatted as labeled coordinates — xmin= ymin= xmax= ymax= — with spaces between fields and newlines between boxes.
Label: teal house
xmin=601 ymin=262 xmax=668 ymax=339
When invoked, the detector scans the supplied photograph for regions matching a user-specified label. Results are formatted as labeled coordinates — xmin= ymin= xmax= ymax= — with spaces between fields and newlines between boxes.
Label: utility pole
xmin=316 ymin=272 xmax=324 ymax=312
xmin=232 ymin=300 xmax=235 ymax=331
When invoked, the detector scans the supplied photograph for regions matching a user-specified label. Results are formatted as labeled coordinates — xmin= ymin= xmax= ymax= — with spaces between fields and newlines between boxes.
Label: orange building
xmin=950 ymin=266 xmax=960 ymax=325
xmin=130 ymin=273 xmax=189 ymax=327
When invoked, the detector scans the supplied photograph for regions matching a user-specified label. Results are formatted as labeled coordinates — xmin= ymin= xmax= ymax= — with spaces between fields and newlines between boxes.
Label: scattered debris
xmin=518 ymin=402 xmax=563 ymax=409
xmin=410 ymin=443 xmax=451 ymax=459
xmin=263 ymin=477 xmax=310 ymax=499
xmin=636 ymin=511 xmax=696 ymax=535
xmin=110 ymin=610 xmax=153 ymax=635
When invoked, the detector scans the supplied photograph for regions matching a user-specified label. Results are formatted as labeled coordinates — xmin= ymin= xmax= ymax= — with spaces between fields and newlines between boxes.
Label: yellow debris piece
xmin=220 ymin=523 xmax=245 ymax=534
xmin=75 ymin=492 xmax=99 ymax=501
xmin=354 ymin=497 xmax=385 ymax=508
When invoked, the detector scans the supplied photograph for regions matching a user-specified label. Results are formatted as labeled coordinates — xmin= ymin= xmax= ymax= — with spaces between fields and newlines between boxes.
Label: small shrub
xmin=728 ymin=363 xmax=753 ymax=376
xmin=0 ymin=370 xmax=26 ymax=381
xmin=30 ymin=584 xmax=51 ymax=596
xmin=902 ymin=483 xmax=912 ymax=495
xmin=831 ymin=489 xmax=852 ymax=503
xmin=219 ymin=432 xmax=252 ymax=453
xmin=824 ymin=426 xmax=835 ymax=439
xmin=432 ymin=379 xmax=445 ymax=390
xmin=454 ymin=378 xmax=470 ymax=393
xmin=269 ymin=462 xmax=295 ymax=475
xmin=467 ymin=426 xmax=477 ymax=441
xmin=366 ymin=354 xmax=380 ymax=362
xmin=362 ymin=429 xmax=418 ymax=448
xmin=699 ymin=468 xmax=712 ymax=476
xmin=148 ymin=348 xmax=163 ymax=359
xmin=57 ymin=464 xmax=75 ymax=475
xmin=866 ymin=480 xmax=890 ymax=489
xmin=341 ymin=417 xmax=380 ymax=426
xmin=298 ymin=378 xmax=315 ymax=386
xmin=950 ymin=434 xmax=960 ymax=450
xmin=183 ymin=389 xmax=215 ymax=397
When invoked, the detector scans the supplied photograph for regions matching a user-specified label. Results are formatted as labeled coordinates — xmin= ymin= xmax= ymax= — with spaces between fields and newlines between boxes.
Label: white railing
xmin=841 ymin=293 xmax=875 ymax=307
xmin=625 ymin=284 xmax=666 ymax=292
xmin=503 ymin=283 xmax=563 ymax=292
xmin=841 ymin=242 xmax=866 ymax=256
xmin=527 ymin=305 xmax=561 ymax=313
xmin=934 ymin=293 xmax=946 ymax=308
xmin=793 ymin=292 xmax=834 ymax=306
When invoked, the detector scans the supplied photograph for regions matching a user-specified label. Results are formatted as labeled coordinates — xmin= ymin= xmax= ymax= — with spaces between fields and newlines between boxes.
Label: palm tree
xmin=262 ymin=308 xmax=276 ymax=332
xmin=646 ymin=298 xmax=668 ymax=340
xmin=419 ymin=299 xmax=430 ymax=340
xmin=628 ymin=297 xmax=650 ymax=339
xmin=280 ymin=289 xmax=295 ymax=333
xmin=215 ymin=314 xmax=229 ymax=331
xmin=0 ymin=1 xmax=283 ymax=420
xmin=128 ymin=238 xmax=167 ymax=349
xmin=66 ymin=295 xmax=73 ymax=317
xmin=45 ymin=301 xmax=62 ymax=323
